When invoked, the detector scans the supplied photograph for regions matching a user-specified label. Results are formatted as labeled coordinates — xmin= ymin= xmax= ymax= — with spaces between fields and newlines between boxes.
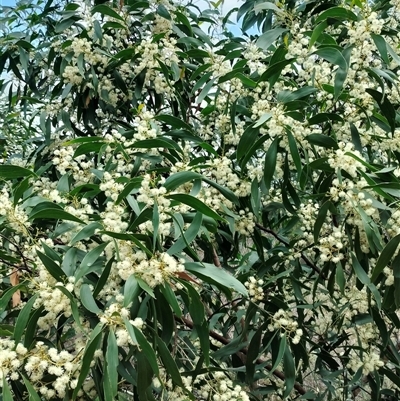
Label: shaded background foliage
xmin=1 ymin=0 xmax=400 ymax=400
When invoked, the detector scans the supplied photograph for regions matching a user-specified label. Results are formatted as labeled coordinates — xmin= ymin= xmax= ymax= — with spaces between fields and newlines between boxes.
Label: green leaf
xmin=123 ymin=274 xmax=141 ymax=307
xmin=157 ymin=4 xmax=171 ymax=20
xmin=313 ymin=47 xmax=347 ymax=70
xmin=152 ymin=201 xmax=159 ymax=253
xmin=278 ymin=86 xmax=317 ymax=103
xmin=314 ymin=201 xmax=331 ymax=243
xmin=371 ymin=34 xmax=390 ymax=65
xmin=166 ymin=194 xmax=224 ymax=221
xmin=13 ymin=294 xmax=38 ymax=344
xmin=351 ymin=252 xmax=381 ymax=310
xmin=160 ymin=282 xmax=182 ymax=317
xmin=164 ymin=171 xmax=203 ymax=191
xmin=371 ymin=234 xmax=400 ymax=283
xmin=30 ymin=209 xmax=85 ymax=224
xmin=105 ymin=330 xmax=119 ymax=401
xmin=0 ymin=165 xmax=37 ymax=179
xmin=94 ymin=256 xmax=115 ymax=298
xmin=22 ymin=374 xmax=42 ymax=401
xmin=156 ymin=336 xmax=184 ymax=387
xmin=168 ymin=212 xmax=202 ymax=255
xmin=72 ymin=323 xmax=104 ymax=400
xmin=246 ymin=327 xmax=263 ymax=383
xmin=92 ymin=4 xmax=124 ymax=21
xmin=253 ymin=113 xmax=272 ymax=128
xmin=75 ymin=242 xmax=108 ymax=281
xmin=287 ymin=130 xmax=302 ymax=177
xmin=196 ymin=78 xmax=216 ymax=103
xmin=69 ymin=222 xmax=103 ymax=245
xmin=264 ymin=137 xmax=279 ymax=193
xmin=37 ymin=251 xmax=66 ymax=282
xmin=133 ymin=326 xmax=159 ymax=375
xmin=2 ymin=377 xmax=13 ymax=401
xmin=55 ymin=17 xmax=78 ymax=33
xmin=256 ymin=27 xmax=288 ymax=50
xmin=269 ymin=333 xmax=286 ymax=378
xmin=54 ymin=286 xmax=84 ymax=331
xmin=306 ymin=134 xmax=339 ymax=149
xmin=73 ymin=141 xmax=107 ymax=158
xmin=283 ymin=343 xmax=296 ymax=397
xmin=366 ymin=88 xmax=396 ymax=134
xmin=80 ymin=284 xmax=101 ymax=314
xmin=155 ymin=114 xmax=193 ymax=132
xmin=237 ymin=125 xmax=260 ymax=159
xmin=185 ymin=262 xmax=248 ymax=296
xmin=309 ymin=21 xmax=328 ymax=48
xmin=315 ymin=6 xmax=358 ymax=24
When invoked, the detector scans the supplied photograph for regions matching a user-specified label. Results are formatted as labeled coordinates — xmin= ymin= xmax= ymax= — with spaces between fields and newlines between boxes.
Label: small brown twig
xmin=175 ymin=315 xmax=307 ymax=395
xmin=255 ymin=223 xmax=324 ymax=277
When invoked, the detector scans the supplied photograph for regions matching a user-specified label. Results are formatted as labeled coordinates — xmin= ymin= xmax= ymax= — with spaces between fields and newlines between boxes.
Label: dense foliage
xmin=1 ymin=0 xmax=400 ymax=399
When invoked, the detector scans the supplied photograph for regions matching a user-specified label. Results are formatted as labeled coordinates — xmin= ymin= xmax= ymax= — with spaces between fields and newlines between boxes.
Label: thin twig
xmin=175 ymin=315 xmax=307 ymax=395
xmin=255 ymin=223 xmax=323 ymax=277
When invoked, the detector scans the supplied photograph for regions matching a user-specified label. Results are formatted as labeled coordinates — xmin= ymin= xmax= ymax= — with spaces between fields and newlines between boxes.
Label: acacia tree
xmin=1 ymin=0 xmax=400 ymax=399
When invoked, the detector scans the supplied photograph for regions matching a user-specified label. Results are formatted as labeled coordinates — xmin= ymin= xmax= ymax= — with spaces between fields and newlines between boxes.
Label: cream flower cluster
xmin=327 ymin=142 xmax=366 ymax=178
xmin=235 ymin=210 xmax=255 ymax=236
xmin=244 ymin=276 xmax=264 ymax=302
xmin=0 ymin=187 xmax=31 ymax=234
xmin=268 ymin=309 xmax=303 ymax=344
xmin=134 ymin=252 xmax=185 ymax=287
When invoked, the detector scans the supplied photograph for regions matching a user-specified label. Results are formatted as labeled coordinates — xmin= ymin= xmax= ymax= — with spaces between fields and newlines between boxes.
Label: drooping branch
xmin=175 ymin=315 xmax=307 ymax=395
xmin=255 ymin=223 xmax=323 ymax=277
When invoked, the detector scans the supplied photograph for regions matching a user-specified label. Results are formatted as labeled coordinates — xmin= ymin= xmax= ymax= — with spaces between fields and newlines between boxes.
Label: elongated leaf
xmin=256 ymin=27 xmax=287 ymax=50
xmin=371 ymin=34 xmax=390 ymax=65
xmin=0 ymin=165 xmax=37 ymax=179
xmin=237 ymin=125 xmax=260 ymax=159
xmin=14 ymin=294 xmax=38 ymax=344
xmin=30 ymin=209 xmax=85 ymax=224
xmin=156 ymin=336 xmax=184 ymax=386
xmin=55 ymin=286 xmax=84 ymax=331
xmin=168 ymin=212 xmax=202 ymax=255
xmin=366 ymin=88 xmax=396 ymax=134
xmin=196 ymin=78 xmax=216 ymax=103
xmin=72 ymin=323 xmax=104 ymax=400
xmin=314 ymin=201 xmax=331 ymax=243
xmin=283 ymin=344 xmax=295 ymax=397
xmin=155 ymin=114 xmax=193 ymax=132
xmin=94 ymin=256 xmax=115 ymax=298
xmin=371 ymin=234 xmax=400 ymax=283
xmin=75 ymin=242 xmax=108 ymax=281
xmin=92 ymin=4 xmax=124 ymax=21
xmin=160 ymin=283 xmax=182 ymax=317
xmin=269 ymin=333 xmax=286 ymax=379
xmin=185 ymin=262 xmax=247 ymax=296
xmin=37 ymin=251 xmax=66 ymax=281
xmin=315 ymin=6 xmax=357 ymax=24
xmin=164 ymin=171 xmax=202 ymax=191
xmin=306 ymin=134 xmax=339 ymax=149
xmin=313 ymin=47 xmax=347 ymax=70
xmin=2 ymin=377 xmax=13 ymax=401
xmin=132 ymin=326 xmax=159 ymax=374
xmin=69 ymin=222 xmax=103 ymax=245
xmin=246 ymin=327 xmax=263 ymax=383
xmin=80 ymin=284 xmax=101 ymax=313
xmin=22 ymin=374 xmax=42 ymax=401
xmin=264 ymin=137 xmax=279 ymax=193
xmin=105 ymin=330 xmax=119 ymax=400
xmin=166 ymin=194 xmax=224 ymax=221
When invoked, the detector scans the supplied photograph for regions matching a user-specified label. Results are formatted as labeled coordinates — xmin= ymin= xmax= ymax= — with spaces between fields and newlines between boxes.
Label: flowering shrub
xmin=1 ymin=0 xmax=400 ymax=399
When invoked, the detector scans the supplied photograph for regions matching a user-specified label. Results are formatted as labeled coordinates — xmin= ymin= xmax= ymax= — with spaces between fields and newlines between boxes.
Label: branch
xmin=255 ymin=223 xmax=323 ymax=277
xmin=175 ymin=315 xmax=307 ymax=395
